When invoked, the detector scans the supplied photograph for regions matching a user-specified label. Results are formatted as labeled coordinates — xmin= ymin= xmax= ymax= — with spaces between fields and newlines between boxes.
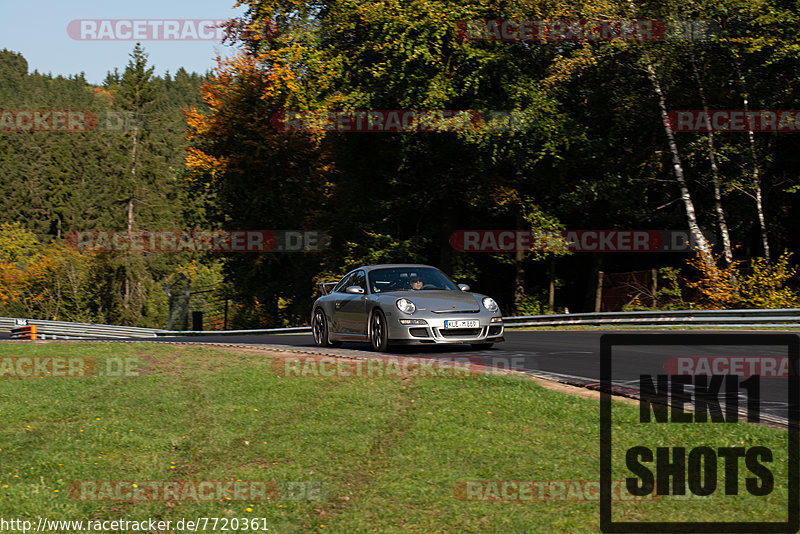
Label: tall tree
xmin=115 ymin=43 xmax=156 ymax=313
xmin=689 ymin=49 xmax=734 ymax=265
xmin=117 ymin=44 xmax=155 ymax=239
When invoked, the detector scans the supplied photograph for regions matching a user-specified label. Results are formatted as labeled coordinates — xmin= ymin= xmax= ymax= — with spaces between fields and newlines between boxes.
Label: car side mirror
xmin=345 ymin=285 xmax=365 ymax=294
xmin=457 ymin=283 xmax=470 ymax=291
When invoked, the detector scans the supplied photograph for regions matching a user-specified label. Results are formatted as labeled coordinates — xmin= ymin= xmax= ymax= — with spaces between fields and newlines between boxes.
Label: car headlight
xmin=399 ymin=318 xmax=428 ymax=325
xmin=396 ymin=298 xmax=416 ymax=314
xmin=482 ymin=297 xmax=498 ymax=312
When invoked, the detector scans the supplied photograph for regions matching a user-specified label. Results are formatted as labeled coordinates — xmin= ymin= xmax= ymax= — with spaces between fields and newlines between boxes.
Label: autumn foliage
xmin=686 ymin=251 xmax=798 ymax=309
xmin=0 ymin=223 xmax=93 ymax=321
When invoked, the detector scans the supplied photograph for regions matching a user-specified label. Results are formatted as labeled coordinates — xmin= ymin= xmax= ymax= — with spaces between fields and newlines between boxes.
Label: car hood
xmin=380 ymin=290 xmax=482 ymax=313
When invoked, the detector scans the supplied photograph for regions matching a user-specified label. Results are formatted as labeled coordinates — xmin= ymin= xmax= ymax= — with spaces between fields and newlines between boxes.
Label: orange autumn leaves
xmin=183 ymin=43 xmax=320 ymax=186
xmin=0 ymin=223 xmax=91 ymax=319
xmin=687 ymin=250 xmax=799 ymax=309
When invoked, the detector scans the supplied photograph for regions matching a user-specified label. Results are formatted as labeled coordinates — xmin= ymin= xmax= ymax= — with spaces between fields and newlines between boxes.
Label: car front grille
xmin=488 ymin=325 xmax=503 ymax=336
xmin=438 ymin=328 xmax=483 ymax=338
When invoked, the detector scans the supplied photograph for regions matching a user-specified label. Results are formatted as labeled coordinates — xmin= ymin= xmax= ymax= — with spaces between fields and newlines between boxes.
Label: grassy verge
xmin=0 ymin=342 xmax=791 ymax=533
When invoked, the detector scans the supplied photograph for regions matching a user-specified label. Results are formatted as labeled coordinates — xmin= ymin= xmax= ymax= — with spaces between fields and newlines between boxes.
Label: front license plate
xmin=443 ymin=320 xmax=479 ymax=329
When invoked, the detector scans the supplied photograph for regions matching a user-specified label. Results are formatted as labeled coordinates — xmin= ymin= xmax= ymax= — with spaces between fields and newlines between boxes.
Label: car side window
xmin=352 ymin=271 xmax=366 ymax=290
xmin=333 ymin=272 xmax=354 ymax=293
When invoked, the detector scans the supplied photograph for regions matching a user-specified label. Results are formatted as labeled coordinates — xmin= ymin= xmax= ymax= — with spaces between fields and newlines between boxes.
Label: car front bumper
xmin=385 ymin=314 xmax=504 ymax=345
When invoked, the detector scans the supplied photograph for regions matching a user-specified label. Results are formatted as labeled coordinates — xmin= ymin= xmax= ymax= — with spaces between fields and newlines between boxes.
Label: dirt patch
xmin=131 ymin=348 xmax=183 ymax=376
xmin=526 ymin=375 xmax=638 ymax=405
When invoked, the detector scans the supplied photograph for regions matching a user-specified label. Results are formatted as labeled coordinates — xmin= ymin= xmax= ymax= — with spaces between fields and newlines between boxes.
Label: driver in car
xmin=409 ymin=276 xmax=423 ymax=290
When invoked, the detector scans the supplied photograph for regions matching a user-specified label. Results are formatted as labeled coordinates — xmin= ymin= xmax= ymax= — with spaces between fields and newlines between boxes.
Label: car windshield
xmin=368 ymin=267 xmax=458 ymax=293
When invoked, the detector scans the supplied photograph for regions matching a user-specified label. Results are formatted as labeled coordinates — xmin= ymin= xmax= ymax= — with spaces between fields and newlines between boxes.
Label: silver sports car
xmin=311 ymin=264 xmax=504 ymax=351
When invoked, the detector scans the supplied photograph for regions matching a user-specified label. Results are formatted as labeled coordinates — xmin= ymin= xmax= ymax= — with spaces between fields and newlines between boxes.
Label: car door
xmin=329 ymin=272 xmax=354 ymax=333
xmin=334 ymin=270 xmax=368 ymax=335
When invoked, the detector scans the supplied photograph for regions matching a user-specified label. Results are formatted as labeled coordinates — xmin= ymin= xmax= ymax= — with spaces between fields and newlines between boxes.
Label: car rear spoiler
xmin=319 ymin=281 xmax=337 ymax=295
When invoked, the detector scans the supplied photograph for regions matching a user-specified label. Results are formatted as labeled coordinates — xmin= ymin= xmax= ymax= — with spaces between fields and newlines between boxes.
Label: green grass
xmin=0 ymin=342 xmax=793 ymax=533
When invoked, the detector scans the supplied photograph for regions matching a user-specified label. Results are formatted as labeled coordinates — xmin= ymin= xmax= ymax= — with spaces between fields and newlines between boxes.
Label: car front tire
xmin=312 ymin=308 xmax=341 ymax=348
xmin=369 ymin=309 xmax=389 ymax=352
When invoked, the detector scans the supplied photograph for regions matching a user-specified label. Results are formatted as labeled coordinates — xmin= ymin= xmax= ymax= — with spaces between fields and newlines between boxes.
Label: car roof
xmin=338 ymin=264 xmax=438 ymax=277
xmin=355 ymin=264 xmax=436 ymax=273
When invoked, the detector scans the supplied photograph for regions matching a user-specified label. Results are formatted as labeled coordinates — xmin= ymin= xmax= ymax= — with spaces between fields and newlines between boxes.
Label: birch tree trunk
xmin=689 ymin=50 xmax=734 ymax=265
xmin=644 ymin=56 xmax=714 ymax=269
xmin=734 ymin=59 xmax=771 ymax=262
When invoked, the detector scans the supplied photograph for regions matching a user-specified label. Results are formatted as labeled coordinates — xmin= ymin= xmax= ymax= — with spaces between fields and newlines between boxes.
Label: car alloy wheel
xmin=313 ymin=308 xmax=341 ymax=348
xmin=369 ymin=309 xmax=388 ymax=352
xmin=312 ymin=308 xmax=327 ymax=347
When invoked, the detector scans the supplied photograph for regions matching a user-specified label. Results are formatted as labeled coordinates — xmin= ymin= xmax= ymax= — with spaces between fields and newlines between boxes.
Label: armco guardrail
xmin=502 ymin=308 xmax=800 ymax=328
xmin=156 ymin=326 xmax=312 ymax=337
xmin=2 ymin=308 xmax=800 ymax=340
xmin=0 ymin=317 xmax=309 ymax=339
xmin=2 ymin=317 xmax=166 ymax=339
